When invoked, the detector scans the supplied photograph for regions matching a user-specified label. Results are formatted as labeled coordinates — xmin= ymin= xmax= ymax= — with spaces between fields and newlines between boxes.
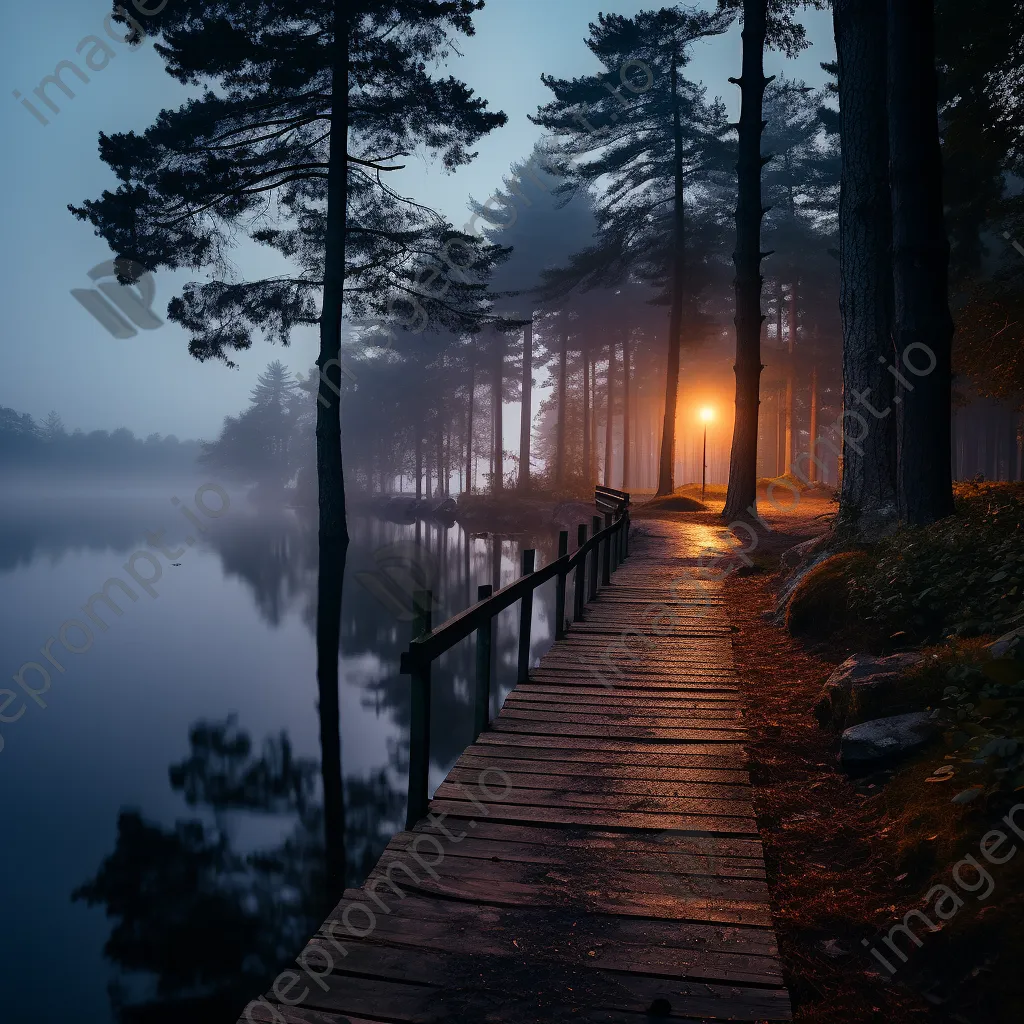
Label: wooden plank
xmin=468 ymin=735 xmax=749 ymax=764
xmin=488 ymin=719 xmax=747 ymax=742
xmin=319 ymin=890 xmax=780 ymax=956
xmin=452 ymin=753 xmax=750 ymax=783
xmin=434 ymin=780 xmax=753 ymax=816
xmin=365 ymin=852 xmax=771 ymax=901
xmin=425 ymin=798 xmax=759 ymax=835
xmin=506 ymin=686 xmax=741 ymax=705
xmin=445 ymin=766 xmax=750 ymax=798
xmin=385 ymin=833 xmax=767 ymax=877
xmin=497 ymin=706 xmax=744 ymax=724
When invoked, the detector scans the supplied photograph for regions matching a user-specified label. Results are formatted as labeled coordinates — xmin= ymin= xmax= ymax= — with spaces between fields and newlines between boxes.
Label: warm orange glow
xmin=699 ymin=406 xmax=715 ymax=423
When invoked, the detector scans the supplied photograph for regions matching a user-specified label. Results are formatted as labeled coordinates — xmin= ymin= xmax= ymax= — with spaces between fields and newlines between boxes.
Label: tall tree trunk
xmin=723 ymin=0 xmax=770 ymax=520
xmin=888 ymin=0 xmax=954 ymax=523
xmin=435 ymin=416 xmax=444 ymax=498
xmin=808 ymin=357 xmax=819 ymax=484
xmin=492 ymin=331 xmax=504 ymax=493
xmin=834 ymin=0 xmax=899 ymax=534
xmin=604 ymin=340 xmax=616 ymax=486
xmin=1010 ymin=411 xmax=1021 ymax=482
xmin=316 ymin=4 xmax=351 ymax=542
xmin=415 ymin=408 xmax=423 ymax=500
xmin=465 ymin=343 xmax=475 ymax=494
xmin=444 ymin=422 xmax=450 ymax=496
xmin=590 ymin=356 xmax=598 ymax=483
xmin=555 ymin=322 xmax=569 ymax=487
xmin=775 ymin=387 xmax=783 ymax=476
xmin=1017 ymin=415 xmax=1023 ymax=481
xmin=622 ymin=332 xmax=631 ymax=489
xmin=776 ymin=281 xmax=783 ymax=351
xmin=582 ymin=335 xmax=591 ymax=485
xmin=656 ymin=50 xmax=686 ymax=497
xmin=518 ymin=320 xmax=533 ymax=490
xmin=784 ymin=280 xmax=797 ymax=475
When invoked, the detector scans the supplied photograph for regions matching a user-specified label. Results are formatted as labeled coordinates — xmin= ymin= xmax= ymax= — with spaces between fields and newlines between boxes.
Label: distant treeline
xmin=0 ymin=406 xmax=202 ymax=479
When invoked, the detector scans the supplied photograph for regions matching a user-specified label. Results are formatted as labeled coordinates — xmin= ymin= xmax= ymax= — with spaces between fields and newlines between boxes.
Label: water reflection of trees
xmin=71 ymin=510 xmax=565 ymax=1021
xmin=205 ymin=515 xmax=561 ymax=775
xmin=74 ymin=716 xmax=402 ymax=1024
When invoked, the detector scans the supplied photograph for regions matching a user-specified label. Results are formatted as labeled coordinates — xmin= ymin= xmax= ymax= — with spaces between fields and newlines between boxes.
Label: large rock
xmin=987 ymin=626 xmax=1024 ymax=660
xmin=840 ymin=712 xmax=938 ymax=766
xmin=814 ymin=652 xmax=924 ymax=731
xmin=780 ymin=536 xmax=827 ymax=572
xmin=772 ymin=548 xmax=834 ymax=623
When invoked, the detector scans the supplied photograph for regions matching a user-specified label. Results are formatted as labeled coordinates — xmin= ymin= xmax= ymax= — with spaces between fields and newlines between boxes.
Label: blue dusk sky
xmin=0 ymin=0 xmax=835 ymax=441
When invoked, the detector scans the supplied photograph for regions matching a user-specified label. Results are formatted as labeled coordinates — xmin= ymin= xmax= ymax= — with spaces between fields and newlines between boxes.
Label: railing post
xmin=406 ymin=589 xmax=432 ymax=829
xmin=555 ymin=530 xmax=568 ymax=640
xmin=473 ymin=584 xmax=492 ymax=738
xmin=602 ymin=512 xmax=613 ymax=583
xmin=574 ymin=523 xmax=587 ymax=620
xmin=589 ymin=515 xmax=601 ymax=600
xmin=517 ymin=548 xmax=535 ymax=684
xmin=610 ymin=512 xmax=619 ymax=572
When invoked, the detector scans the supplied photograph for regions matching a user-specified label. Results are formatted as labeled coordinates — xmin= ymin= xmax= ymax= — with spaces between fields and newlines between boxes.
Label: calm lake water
xmin=0 ymin=485 xmax=569 ymax=1024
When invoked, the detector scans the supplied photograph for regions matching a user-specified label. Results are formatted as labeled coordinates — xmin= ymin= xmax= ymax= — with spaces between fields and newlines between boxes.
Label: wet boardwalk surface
xmin=239 ymin=521 xmax=792 ymax=1024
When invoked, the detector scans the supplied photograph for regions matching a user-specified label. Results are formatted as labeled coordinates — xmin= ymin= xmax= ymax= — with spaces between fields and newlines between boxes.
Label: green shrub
xmin=847 ymin=482 xmax=1024 ymax=643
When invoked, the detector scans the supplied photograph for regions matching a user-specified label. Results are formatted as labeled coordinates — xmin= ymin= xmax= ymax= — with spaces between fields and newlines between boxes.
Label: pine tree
xmin=69 ymin=0 xmax=507 ymax=542
xmin=39 ymin=411 xmax=66 ymax=443
xmin=531 ymin=7 xmax=733 ymax=496
xmin=718 ymin=0 xmax=827 ymax=521
xmin=250 ymin=360 xmax=298 ymax=411
xmin=467 ymin=145 xmax=599 ymax=492
xmin=201 ymin=361 xmax=298 ymax=489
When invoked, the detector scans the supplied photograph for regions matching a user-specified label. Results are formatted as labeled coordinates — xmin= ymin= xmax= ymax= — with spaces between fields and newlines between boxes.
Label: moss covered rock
xmin=785 ymin=551 xmax=872 ymax=639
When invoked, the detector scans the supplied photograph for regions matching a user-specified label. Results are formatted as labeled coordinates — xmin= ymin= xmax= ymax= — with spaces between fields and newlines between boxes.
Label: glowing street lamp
xmin=699 ymin=407 xmax=714 ymax=502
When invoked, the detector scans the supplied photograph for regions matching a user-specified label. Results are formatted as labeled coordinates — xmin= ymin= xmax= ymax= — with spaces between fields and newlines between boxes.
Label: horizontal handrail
xmin=399 ymin=512 xmax=626 ymax=670
xmin=399 ymin=555 xmax=565 ymax=669
xmin=399 ymin=487 xmax=631 ymax=827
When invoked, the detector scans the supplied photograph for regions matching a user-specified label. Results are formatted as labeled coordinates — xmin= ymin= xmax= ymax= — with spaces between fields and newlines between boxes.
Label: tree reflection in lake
xmin=69 ymin=507 xmax=563 ymax=1022
xmin=72 ymin=713 xmax=403 ymax=1023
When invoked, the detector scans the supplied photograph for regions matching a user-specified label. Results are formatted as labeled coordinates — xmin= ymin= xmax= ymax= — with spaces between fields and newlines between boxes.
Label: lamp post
xmin=699 ymin=407 xmax=714 ymax=502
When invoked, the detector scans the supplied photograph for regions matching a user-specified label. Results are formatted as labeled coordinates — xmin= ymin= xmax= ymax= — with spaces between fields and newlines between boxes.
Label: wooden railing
xmin=398 ymin=486 xmax=631 ymax=826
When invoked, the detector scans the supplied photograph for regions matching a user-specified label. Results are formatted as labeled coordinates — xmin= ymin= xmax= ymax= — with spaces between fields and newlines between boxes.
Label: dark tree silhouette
xmin=832 ymin=0 xmax=898 ymax=534
xmin=201 ymin=361 xmax=299 ymax=494
xmin=888 ymin=0 xmax=955 ymax=523
xmin=73 ymin=715 xmax=401 ymax=1024
xmin=468 ymin=146 xmax=599 ymax=492
xmin=532 ymin=7 xmax=732 ymax=497
xmin=719 ymin=0 xmax=826 ymax=520
xmin=69 ymin=0 xmax=507 ymax=543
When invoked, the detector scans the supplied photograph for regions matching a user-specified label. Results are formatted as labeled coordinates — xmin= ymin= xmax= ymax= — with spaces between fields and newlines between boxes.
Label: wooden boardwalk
xmin=240 ymin=521 xmax=791 ymax=1024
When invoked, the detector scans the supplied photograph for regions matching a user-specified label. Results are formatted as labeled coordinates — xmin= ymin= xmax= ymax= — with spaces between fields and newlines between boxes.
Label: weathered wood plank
xmin=444 ymin=766 xmax=751 ymax=799
xmin=451 ymin=753 xmax=750 ymax=783
xmin=425 ymin=797 xmax=759 ymax=835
